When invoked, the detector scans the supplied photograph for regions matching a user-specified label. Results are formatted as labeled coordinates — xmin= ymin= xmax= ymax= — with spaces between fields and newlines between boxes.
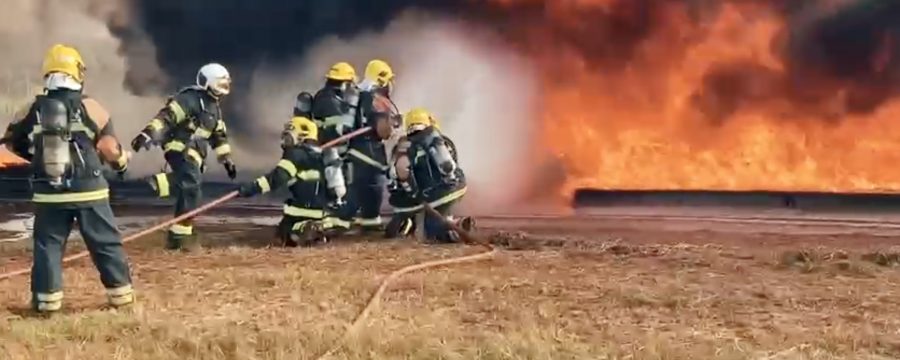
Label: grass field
xmin=1 ymin=218 xmax=900 ymax=360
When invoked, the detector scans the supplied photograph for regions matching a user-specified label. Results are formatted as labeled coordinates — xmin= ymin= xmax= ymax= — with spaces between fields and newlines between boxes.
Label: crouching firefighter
xmin=384 ymin=108 xmax=473 ymax=243
xmin=311 ymin=62 xmax=359 ymax=232
xmin=237 ymin=117 xmax=331 ymax=246
xmin=1 ymin=44 xmax=135 ymax=314
xmin=131 ymin=63 xmax=237 ymax=250
xmin=334 ymin=59 xmax=401 ymax=233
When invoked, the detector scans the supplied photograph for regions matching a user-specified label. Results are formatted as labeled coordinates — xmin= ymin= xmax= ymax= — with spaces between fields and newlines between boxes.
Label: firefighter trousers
xmin=384 ymin=190 xmax=421 ymax=239
xmin=339 ymin=148 xmax=387 ymax=230
xmin=151 ymin=152 xmax=202 ymax=249
xmin=277 ymin=215 xmax=324 ymax=247
xmin=31 ymin=202 xmax=134 ymax=312
xmin=384 ymin=202 xmax=459 ymax=242
xmin=423 ymin=202 xmax=459 ymax=243
xmin=278 ymin=203 xmax=327 ymax=247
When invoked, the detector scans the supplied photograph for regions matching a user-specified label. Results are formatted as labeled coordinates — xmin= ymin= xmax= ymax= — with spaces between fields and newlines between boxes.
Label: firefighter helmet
xmin=42 ymin=44 xmax=86 ymax=84
xmin=282 ymin=116 xmax=318 ymax=148
xmin=325 ymin=62 xmax=357 ymax=82
xmin=404 ymin=107 xmax=435 ymax=133
xmin=365 ymin=59 xmax=394 ymax=87
xmin=197 ymin=63 xmax=232 ymax=97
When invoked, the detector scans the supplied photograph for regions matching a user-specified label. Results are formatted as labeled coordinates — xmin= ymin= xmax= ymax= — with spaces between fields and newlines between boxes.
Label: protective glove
xmin=223 ymin=159 xmax=237 ymax=180
xmin=237 ymin=183 xmax=256 ymax=198
xmin=130 ymin=132 xmax=153 ymax=152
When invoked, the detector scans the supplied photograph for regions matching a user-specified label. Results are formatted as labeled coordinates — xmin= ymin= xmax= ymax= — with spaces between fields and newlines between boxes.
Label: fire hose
xmin=0 ymin=127 xmax=372 ymax=281
xmin=2 ymin=125 xmax=497 ymax=358
xmin=1 ymin=124 xmax=496 ymax=330
xmin=314 ymin=208 xmax=495 ymax=360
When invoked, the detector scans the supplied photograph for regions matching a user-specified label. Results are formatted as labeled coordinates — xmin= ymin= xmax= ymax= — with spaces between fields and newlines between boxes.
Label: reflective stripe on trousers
xmin=32 ymin=189 xmax=110 ymax=204
xmin=169 ymin=223 xmax=193 ymax=236
xmin=107 ymin=284 xmax=135 ymax=307
xmin=354 ymin=216 xmax=383 ymax=226
xmin=283 ymin=205 xmax=324 ymax=219
xmin=35 ymin=291 xmax=63 ymax=312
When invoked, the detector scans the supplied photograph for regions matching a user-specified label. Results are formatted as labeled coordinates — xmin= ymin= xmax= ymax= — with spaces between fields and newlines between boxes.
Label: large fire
xmin=482 ymin=0 xmax=900 ymax=196
xmin=0 ymin=146 xmax=25 ymax=169
xmin=0 ymin=148 xmax=25 ymax=168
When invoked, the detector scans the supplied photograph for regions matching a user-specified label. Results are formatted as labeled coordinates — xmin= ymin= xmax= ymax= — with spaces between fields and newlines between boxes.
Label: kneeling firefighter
xmin=335 ymin=59 xmax=400 ymax=232
xmin=310 ymin=62 xmax=359 ymax=232
xmin=384 ymin=108 xmax=473 ymax=242
xmin=1 ymin=44 xmax=135 ymax=313
xmin=237 ymin=117 xmax=331 ymax=246
xmin=131 ymin=63 xmax=237 ymax=250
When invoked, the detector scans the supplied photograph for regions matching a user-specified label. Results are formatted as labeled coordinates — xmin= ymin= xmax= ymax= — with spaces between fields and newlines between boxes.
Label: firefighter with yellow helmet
xmin=310 ymin=62 xmax=359 ymax=232
xmin=1 ymin=44 xmax=135 ymax=314
xmin=384 ymin=108 xmax=473 ymax=242
xmin=332 ymin=59 xmax=400 ymax=233
xmin=130 ymin=63 xmax=237 ymax=250
xmin=236 ymin=116 xmax=331 ymax=246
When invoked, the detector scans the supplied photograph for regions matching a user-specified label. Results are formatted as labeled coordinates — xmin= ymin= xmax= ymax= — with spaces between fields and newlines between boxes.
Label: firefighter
xmin=383 ymin=108 xmax=473 ymax=242
xmin=130 ymin=63 xmax=237 ymax=250
xmin=236 ymin=116 xmax=331 ymax=246
xmin=336 ymin=59 xmax=400 ymax=233
xmin=1 ymin=44 xmax=135 ymax=314
xmin=310 ymin=62 xmax=358 ymax=232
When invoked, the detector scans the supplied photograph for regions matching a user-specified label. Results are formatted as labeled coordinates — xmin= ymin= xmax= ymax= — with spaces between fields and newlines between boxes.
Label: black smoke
xmin=106 ymin=0 xmax=462 ymax=135
xmin=106 ymin=0 xmax=900 ymax=130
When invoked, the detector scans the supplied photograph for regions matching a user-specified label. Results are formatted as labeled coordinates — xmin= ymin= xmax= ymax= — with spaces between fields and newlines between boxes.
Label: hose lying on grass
xmin=314 ymin=205 xmax=497 ymax=360
xmin=0 ymin=127 xmax=372 ymax=282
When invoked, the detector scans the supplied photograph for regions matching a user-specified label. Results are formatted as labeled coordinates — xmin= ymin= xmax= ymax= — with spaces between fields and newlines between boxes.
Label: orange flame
xmin=0 ymin=148 xmax=25 ymax=169
xmin=489 ymin=0 xmax=900 ymax=196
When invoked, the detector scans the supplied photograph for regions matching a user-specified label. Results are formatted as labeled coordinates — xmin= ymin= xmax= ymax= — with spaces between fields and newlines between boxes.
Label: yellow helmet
xmin=431 ymin=116 xmax=442 ymax=131
xmin=42 ymin=44 xmax=86 ymax=84
xmin=286 ymin=116 xmax=319 ymax=142
xmin=325 ymin=62 xmax=357 ymax=82
xmin=365 ymin=59 xmax=394 ymax=87
xmin=404 ymin=107 xmax=435 ymax=132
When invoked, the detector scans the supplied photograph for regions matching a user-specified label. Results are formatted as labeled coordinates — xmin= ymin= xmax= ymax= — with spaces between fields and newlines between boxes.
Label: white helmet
xmin=197 ymin=63 xmax=231 ymax=97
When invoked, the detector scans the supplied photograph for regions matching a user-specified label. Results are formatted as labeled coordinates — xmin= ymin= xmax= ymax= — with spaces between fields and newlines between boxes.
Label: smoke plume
xmin=1 ymin=0 xmax=540 ymax=211
xmin=7 ymin=0 xmax=900 ymax=206
xmin=234 ymin=13 xmax=538 ymax=211
xmin=0 ymin=0 xmax=166 ymax=174
xmin=463 ymin=0 xmax=900 ymax=120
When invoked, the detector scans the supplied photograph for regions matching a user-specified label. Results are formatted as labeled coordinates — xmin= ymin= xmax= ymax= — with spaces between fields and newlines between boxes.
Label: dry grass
xmin=1 ymin=222 xmax=900 ymax=359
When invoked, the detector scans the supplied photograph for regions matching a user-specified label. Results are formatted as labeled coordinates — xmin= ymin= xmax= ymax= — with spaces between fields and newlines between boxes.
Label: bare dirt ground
xmin=1 ymin=209 xmax=900 ymax=359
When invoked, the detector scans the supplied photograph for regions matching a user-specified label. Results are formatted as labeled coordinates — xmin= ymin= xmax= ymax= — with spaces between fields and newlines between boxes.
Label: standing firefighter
xmin=237 ymin=116 xmax=330 ymax=246
xmin=310 ymin=62 xmax=358 ymax=232
xmin=131 ymin=63 xmax=237 ymax=250
xmin=335 ymin=59 xmax=400 ymax=233
xmin=384 ymin=108 xmax=473 ymax=242
xmin=1 ymin=44 xmax=135 ymax=314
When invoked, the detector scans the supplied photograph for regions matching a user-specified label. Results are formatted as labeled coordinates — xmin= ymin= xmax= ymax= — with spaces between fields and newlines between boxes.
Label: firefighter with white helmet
xmin=1 ymin=44 xmax=135 ymax=314
xmin=384 ymin=108 xmax=473 ymax=242
xmin=131 ymin=63 xmax=237 ymax=250
xmin=236 ymin=116 xmax=332 ymax=246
